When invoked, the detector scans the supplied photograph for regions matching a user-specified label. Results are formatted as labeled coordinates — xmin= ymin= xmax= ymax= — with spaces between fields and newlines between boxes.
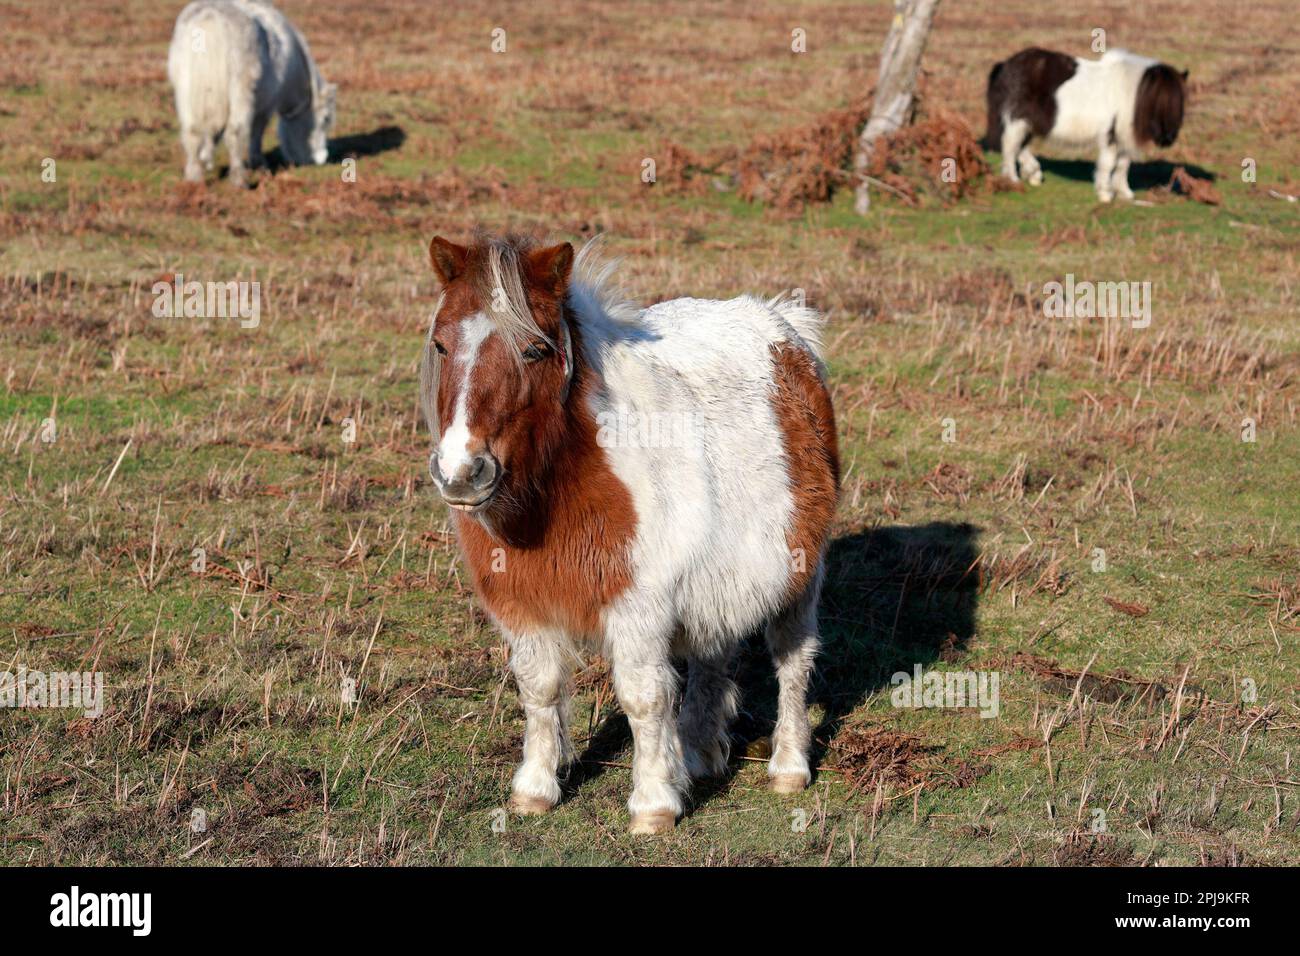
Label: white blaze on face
xmin=437 ymin=312 xmax=494 ymax=483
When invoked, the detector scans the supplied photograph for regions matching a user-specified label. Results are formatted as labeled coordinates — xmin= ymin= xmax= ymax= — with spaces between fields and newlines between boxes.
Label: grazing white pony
xmin=419 ymin=235 xmax=840 ymax=833
xmin=987 ymin=48 xmax=1188 ymax=202
xmin=167 ymin=0 xmax=336 ymax=187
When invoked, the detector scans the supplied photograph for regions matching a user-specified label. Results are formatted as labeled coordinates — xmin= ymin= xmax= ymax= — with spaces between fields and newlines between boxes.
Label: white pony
xmin=167 ymin=0 xmax=336 ymax=187
xmin=987 ymin=48 xmax=1188 ymax=202
xmin=419 ymin=235 xmax=840 ymax=833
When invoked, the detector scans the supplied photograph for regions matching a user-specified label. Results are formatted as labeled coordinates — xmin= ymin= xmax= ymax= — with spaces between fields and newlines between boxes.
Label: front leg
xmin=606 ymin=609 xmax=688 ymax=834
xmin=1112 ymin=153 xmax=1134 ymax=201
xmin=248 ymin=110 xmax=271 ymax=170
xmin=507 ymin=630 xmax=574 ymax=815
xmin=1094 ymin=139 xmax=1119 ymax=203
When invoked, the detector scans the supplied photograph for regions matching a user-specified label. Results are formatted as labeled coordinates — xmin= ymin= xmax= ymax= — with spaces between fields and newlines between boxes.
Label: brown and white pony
xmin=986 ymin=47 xmax=1188 ymax=202
xmin=419 ymin=234 xmax=838 ymax=833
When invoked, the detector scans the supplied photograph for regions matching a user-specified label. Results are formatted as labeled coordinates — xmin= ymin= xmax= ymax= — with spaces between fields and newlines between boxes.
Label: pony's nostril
xmin=467 ymin=453 xmax=498 ymax=490
xmin=470 ymin=454 xmax=496 ymax=486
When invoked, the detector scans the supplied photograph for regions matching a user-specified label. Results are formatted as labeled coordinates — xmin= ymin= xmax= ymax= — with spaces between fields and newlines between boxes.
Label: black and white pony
xmin=986 ymin=48 xmax=1188 ymax=202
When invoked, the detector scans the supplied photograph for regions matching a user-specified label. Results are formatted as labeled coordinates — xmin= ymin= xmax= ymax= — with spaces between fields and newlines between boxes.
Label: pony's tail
xmin=983 ymin=60 xmax=1006 ymax=150
xmin=768 ymin=294 xmax=826 ymax=365
xmin=169 ymin=7 xmax=233 ymax=133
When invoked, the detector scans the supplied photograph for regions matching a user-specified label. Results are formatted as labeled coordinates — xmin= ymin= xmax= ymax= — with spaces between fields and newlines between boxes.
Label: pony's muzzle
xmin=429 ymin=449 xmax=500 ymax=511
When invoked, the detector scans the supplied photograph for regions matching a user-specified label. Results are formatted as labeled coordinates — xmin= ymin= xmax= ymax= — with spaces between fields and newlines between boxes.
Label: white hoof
xmin=628 ymin=810 xmax=677 ymax=835
xmin=509 ymin=793 xmax=555 ymax=816
xmin=770 ymin=773 xmax=810 ymax=794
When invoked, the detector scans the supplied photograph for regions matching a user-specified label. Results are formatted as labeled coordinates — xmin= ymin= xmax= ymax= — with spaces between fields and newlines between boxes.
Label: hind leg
xmin=199 ymin=133 xmax=216 ymax=172
xmin=224 ymin=120 xmax=250 ymax=189
xmin=180 ymin=126 xmax=206 ymax=183
xmin=1000 ymin=119 xmax=1031 ymax=181
xmin=765 ymin=562 xmax=824 ymax=794
xmin=1017 ymin=144 xmax=1043 ymax=186
xmin=678 ymin=647 xmax=738 ymax=781
xmin=224 ymin=86 xmax=255 ymax=188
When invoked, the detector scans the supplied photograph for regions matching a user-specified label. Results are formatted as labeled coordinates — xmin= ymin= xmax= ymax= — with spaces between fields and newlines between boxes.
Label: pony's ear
xmin=525 ymin=242 xmax=574 ymax=296
xmin=428 ymin=237 xmax=468 ymax=285
xmin=1180 ymin=69 xmax=1189 ymax=81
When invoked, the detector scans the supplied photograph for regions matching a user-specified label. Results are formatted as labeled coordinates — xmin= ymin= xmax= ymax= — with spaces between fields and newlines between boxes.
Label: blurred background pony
xmin=167 ymin=0 xmax=336 ymax=187
xmin=986 ymin=47 xmax=1188 ymax=202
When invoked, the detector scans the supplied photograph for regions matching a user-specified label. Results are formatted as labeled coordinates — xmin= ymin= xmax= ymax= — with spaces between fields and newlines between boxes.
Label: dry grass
xmin=0 ymin=0 xmax=1297 ymax=866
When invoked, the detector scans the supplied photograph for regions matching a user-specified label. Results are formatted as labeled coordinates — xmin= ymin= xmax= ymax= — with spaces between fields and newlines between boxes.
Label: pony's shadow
xmin=1036 ymin=157 xmax=1216 ymax=192
xmin=568 ymin=521 xmax=982 ymax=811
xmin=225 ymin=125 xmax=407 ymax=179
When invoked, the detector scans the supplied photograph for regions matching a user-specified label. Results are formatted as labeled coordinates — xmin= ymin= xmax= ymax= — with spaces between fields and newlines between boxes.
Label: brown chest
xmin=453 ymin=478 xmax=636 ymax=637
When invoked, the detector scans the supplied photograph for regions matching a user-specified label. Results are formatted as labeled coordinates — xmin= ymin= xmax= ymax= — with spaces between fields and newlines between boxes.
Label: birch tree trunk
xmin=853 ymin=0 xmax=942 ymax=214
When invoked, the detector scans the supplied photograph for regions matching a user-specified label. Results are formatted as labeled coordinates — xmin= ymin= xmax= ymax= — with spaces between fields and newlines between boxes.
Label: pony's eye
xmin=522 ymin=342 xmax=550 ymax=363
xmin=434 ymin=340 xmax=447 ymax=356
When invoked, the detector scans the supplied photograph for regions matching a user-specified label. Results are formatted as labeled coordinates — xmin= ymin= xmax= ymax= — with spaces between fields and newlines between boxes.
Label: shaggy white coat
xmin=167 ymin=0 xmax=336 ymax=186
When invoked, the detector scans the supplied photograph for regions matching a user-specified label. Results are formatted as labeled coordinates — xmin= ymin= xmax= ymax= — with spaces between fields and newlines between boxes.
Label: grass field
xmin=1 ymin=0 xmax=1297 ymax=866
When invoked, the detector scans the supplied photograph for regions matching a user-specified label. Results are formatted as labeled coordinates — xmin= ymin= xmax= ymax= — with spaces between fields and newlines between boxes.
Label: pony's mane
xmin=420 ymin=232 xmax=539 ymax=443
xmin=1133 ymin=63 xmax=1186 ymax=147
xmin=467 ymin=232 xmax=556 ymax=354
xmin=458 ymin=232 xmax=641 ymax=345
xmin=570 ymin=236 xmax=642 ymax=328
xmin=419 ymin=234 xmax=642 ymax=438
